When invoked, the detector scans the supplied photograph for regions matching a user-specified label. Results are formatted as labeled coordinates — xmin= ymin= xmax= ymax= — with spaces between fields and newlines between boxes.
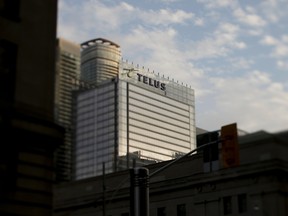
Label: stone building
xmin=54 ymin=129 xmax=288 ymax=216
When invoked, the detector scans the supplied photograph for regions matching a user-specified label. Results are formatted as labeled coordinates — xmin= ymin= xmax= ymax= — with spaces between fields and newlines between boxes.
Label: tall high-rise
xmin=74 ymin=38 xmax=196 ymax=179
xmin=54 ymin=38 xmax=81 ymax=181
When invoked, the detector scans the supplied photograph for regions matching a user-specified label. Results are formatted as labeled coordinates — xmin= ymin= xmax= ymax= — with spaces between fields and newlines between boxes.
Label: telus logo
xmin=127 ymin=71 xmax=166 ymax=91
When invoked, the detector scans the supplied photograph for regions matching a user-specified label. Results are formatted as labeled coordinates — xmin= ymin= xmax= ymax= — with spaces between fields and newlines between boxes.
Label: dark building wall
xmin=0 ymin=1 xmax=64 ymax=215
xmin=53 ymin=130 xmax=288 ymax=216
xmin=0 ymin=0 xmax=57 ymax=120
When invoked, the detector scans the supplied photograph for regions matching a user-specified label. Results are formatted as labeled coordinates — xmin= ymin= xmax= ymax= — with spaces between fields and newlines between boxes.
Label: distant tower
xmin=54 ymin=38 xmax=81 ymax=182
xmin=80 ymin=38 xmax=121 ymax=85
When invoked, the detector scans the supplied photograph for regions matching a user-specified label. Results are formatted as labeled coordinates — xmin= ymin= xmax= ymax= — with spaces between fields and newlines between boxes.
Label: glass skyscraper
xmin=74 ymin=38 xmax=196 ymax=179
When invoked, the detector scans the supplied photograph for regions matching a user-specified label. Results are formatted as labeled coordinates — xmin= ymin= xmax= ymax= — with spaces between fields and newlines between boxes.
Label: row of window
xmin=129 ymin=118 xmax=190 ymax=140
xmin=128 ymin=135 xmax=190 ymax=154
xmin=129 ymin=98 xmax=190 ymax=123
xmin=128 ymin=105 xmax=190 ymax=129
xmin=76 ymin=158 xmax=114 ymax=171
xmin=77 ymin=94 xmax=115 ymax=110
xmin=115 ymin=204 xmax=186 ymax=216
xmin=113 ymin=194 xmax=247 ymax=216
xmin=77 ymin=130 xmax=115 ymax=142
xmin=76 ymin=149 xmax=113 ymax=162
xmin=129 ymin=126 xmax=191 ymax=146
xmin=223 ymin=194 xmax=247 ymax=215
xmin=129 ymin=85 xmax=190 ymax=112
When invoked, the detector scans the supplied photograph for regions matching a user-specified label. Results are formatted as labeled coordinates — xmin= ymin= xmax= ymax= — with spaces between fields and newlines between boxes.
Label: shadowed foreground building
xmin=0 ymin=1 xmax=64 ymax=215
xmin=54 ymin=130 xmax=288 ymax=216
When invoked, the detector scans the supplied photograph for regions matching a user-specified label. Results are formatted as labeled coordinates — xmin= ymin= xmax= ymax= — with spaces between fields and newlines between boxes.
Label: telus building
xmin=75 ymin=38 xmax=196 ymax=179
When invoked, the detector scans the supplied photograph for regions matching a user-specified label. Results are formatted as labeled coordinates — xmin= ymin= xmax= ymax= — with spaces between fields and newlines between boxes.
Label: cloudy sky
xmin=57 ymin=0 xmax=288 ymax=133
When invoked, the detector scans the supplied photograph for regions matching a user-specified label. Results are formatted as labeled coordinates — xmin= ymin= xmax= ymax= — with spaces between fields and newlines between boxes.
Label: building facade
xmin=74 ymin=38 xmax=196 ymax=179
xmin=54 ymin=130 xmax=288 ymax=216
xmin=0 ymin=1 xmax=64 ymax=215
xmin=54 ymin=38 xmax=81 ymax=182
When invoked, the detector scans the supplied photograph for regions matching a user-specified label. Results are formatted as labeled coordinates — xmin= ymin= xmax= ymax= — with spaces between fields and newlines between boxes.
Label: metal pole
xmin=102 ymin=162 xmax=106 ymax=216
xmin=130 ymin=167 xmax=149 ymax=216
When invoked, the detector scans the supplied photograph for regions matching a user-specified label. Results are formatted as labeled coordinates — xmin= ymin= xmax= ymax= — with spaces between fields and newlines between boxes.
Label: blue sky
xmin=57 ymin=0 xmax=288 ymax=133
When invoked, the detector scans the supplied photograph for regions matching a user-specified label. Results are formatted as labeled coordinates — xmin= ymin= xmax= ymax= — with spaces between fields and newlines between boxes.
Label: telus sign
xmin=127 ymin=71 xmax=166 ymax=91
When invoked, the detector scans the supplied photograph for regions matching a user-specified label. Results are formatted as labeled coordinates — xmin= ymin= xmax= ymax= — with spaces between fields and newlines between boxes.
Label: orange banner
xmin=221 ymin=123 xmax=239 ymax=168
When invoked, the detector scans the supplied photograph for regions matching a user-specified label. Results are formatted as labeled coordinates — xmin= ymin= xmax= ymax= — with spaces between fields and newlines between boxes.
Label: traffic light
xmin=196 ymin=131 xmax=219 ymax=172
xmin=221 ymin=123 xmax=239 ymax=168
xmin=197 ymin=131 xmax=219 ymax=162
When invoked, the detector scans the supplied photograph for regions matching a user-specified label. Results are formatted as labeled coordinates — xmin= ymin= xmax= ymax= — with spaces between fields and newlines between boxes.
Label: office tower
xmin=74 ymin=38 xmax=196 ymax=179
xmin=54 ymin=38 xmax=81 ymax=182
xmin=0 ymin=1 xmax=64 ymax=215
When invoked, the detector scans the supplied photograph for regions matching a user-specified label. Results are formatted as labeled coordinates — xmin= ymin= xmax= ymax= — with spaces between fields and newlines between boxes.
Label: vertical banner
xmin=221 ymin=123 xmax=239 ymax=168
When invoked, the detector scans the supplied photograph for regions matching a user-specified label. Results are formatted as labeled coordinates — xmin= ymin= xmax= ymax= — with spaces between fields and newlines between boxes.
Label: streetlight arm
xmin=149 ymin=139 xmax=220 ymax=177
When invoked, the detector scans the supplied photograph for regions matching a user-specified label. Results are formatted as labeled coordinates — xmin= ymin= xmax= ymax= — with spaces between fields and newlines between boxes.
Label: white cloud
xmin=160 ymin=0 xmax=180 ymax=3
xmin=260 ymin=34 xmax=288 ymax=58
xmin=80 ymin=1 xmax=136 ymax=29
xmin=57 ymin=0 xmax=195 ymax=43
xmin=260 ymin=35 xmax=278 ymax=46
xmin=188 ymin=23 xmax=246 ymax=60
xmin=122 ymin=26 xmax=203 ymax=85
xmin=197 ymin=0 xmax=238 ymax=9
xmin=57 ymin=0 xmax=137 ymax=42
xmin=274 ymin=45 xmax=288 ymax=57
xmin=57 ymin=0 xmax=288 ymax=133
xmin=194 ymin=18 xmax=204 ymax=26
xmin=282 ymin=35 xmax=288 ymax=43
xmin=247 ymin=29 xmax=263 ymax=36
xmin=233 ymin=8 xmax=266 ymax=27
xmin=140 ymin=9 xmax=194 ymax=26
xmin=277 ymin=60 xmax=288 ymax=70
xmin=197 ymin=70 xmax=288 ymax=132
xmin=229 ymin=57 xmax=254 ymax=70
xmin=260 ymin=0 xmax=288 ymax=23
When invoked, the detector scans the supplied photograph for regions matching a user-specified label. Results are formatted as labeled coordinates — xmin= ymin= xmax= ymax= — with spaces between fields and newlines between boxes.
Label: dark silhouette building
xmin=0 ymin=1 xmax=64 ymax=215
xmin=54 ymin=129 xmax=288 ymax=216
